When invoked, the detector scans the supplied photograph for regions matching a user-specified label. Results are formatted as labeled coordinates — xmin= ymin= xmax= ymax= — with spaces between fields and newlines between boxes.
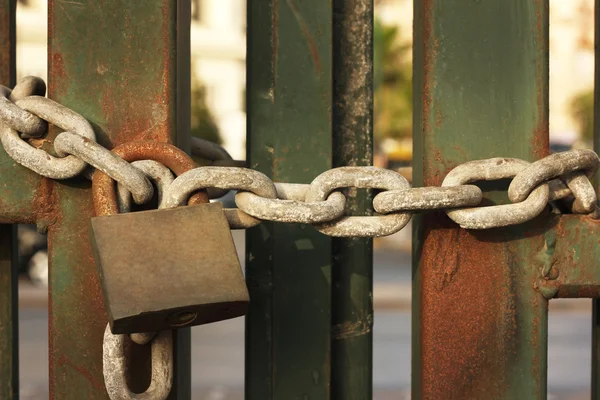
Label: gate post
xmin=246 ymin=1 xmax=333 ymax=398
xmin=331 ymin=1 xmax=374 ymax=398
xmin=0 ymin=1 xmax=19 ymax=398
xmin=413 ymin=1 xmax=549 ymax=399
xmin=47 ymin=1 xmax=191 ymax=398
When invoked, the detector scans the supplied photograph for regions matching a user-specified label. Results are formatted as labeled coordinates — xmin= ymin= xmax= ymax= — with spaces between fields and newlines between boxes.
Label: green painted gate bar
xmin=593 ymin=0 xmax=600 ymax=396
xmin=0 ymin=1 xmax=18 ymax=398
xmin=246 ymin=1 xmax=333 ymax=398
xmin=413 ymin=1 xmax=549 ymax=399
xmin=47 ymin=1 xmax=191 ymax=398
xmin=331 ymin=1 xmax=374 ymax=399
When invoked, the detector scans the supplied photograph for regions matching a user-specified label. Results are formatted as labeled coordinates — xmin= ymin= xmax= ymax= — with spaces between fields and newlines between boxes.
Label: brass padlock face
xmin=90 ymin=203 xmax=249 ymax=334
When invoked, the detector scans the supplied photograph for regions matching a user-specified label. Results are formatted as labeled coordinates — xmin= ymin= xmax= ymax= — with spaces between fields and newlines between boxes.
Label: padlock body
xmin=90 ymin=203 xmax=248 ymax=334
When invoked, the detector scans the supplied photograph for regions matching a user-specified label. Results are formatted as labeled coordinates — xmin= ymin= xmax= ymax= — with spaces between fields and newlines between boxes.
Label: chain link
xmin=103 ymin=324 xmax=172 ymax=400
xmin=0 ymin=77 xmax=47 ymax=137
xmin=1 ymin=76 xmax=600 ymax=238
xmin=4 ymin=75 xmax=600 ymax=398
xmin=117 ymin=160 xmax=175 ymax=213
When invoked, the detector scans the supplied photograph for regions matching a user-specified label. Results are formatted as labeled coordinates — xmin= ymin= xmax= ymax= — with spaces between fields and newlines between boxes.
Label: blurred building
xmin=13 ymin=0 xmax=598 ymax=155
xmin=14 ymin=0 xmax=247 ymax=160
xmin=377 ymin=0 xmax=595 ymax=147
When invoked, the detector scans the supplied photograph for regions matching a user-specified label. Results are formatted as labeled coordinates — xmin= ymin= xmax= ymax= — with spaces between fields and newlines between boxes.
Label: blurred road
xmin=16 ymin=232 xmax=597 ymax=399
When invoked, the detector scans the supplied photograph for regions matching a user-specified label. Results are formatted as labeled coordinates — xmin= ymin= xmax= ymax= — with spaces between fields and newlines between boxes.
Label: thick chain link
xmin=1 ymin=76 xmax=599 ymax=238
xmin=4 ymin=77 xmax=600 ymax=400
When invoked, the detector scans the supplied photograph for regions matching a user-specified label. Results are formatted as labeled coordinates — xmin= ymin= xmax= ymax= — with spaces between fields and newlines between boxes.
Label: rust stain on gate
xmin=414 ymin=1 xmax=550 ymax=399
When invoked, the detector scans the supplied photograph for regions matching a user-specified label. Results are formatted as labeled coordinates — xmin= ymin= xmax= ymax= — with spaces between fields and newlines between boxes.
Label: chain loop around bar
xmin=305 ymin=167 xmax=412 ymax=237
xmin=0 ymin=78 xmax=47 ymax=137
xmin=2 ymin=77 xmax=600 ymax=235
xmin=442 ymin=158 xmax=550 ymax=229
xmin=1 ymin=96 xmax=95 ymax=179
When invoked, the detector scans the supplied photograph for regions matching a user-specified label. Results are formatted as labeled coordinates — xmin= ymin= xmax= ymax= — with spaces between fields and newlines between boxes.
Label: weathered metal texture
xmin=373 ymin=185 xmax=482 ymax=213
xmin=442 ymin=158 xmax=550 ymax=229
xmin=0 ymin=83 xmax=47 ymax=136
xmin=306 ymin=167 xmax=411 ymax=237
xmin=91 ymin=203 xmax=248 ymax=334
xmin=235 ymin=190 xmax=346 ymax=224
xmin=117 ymin=160 xmax=175 ymax=213
xmin=0 ymin=2 xmax=18 ymax=399
xmin=103 ymin=326 xmax=173 ymax=400
xmin=507 ymin=149 xmax=599 ymax=202
xmin=0 ymin=0 xmax=15 ymax=86
xmin=531 ymin=215 xmax=600 ymax=299
xmin=331 ymin=0 xmax=373 ymax=398
xmin=413 ymin=1 xmax=549 ymax=399
xmin=246 ymin=0 xmax=332 ymax=398
xmin=593 ymin=1 xmax=600 ymax=394
xmin=92 ymin=141 xmax=207 ymax=216
xmin=2 ymin=97 xmax=98 ymax=179
xmin=48 ymin=1 xmax=191 ymax=398
xmin=0 ymin=13 xmax=45 ymax=225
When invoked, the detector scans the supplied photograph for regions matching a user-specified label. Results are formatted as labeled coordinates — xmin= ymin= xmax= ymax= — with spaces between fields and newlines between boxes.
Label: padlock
xmin=90 ymin=142 xmax=249 ymax=334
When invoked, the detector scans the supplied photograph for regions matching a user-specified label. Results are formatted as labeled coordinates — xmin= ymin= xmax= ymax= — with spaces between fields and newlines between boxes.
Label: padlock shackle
xmin=92 ymin=141 xmax=208 ymax=216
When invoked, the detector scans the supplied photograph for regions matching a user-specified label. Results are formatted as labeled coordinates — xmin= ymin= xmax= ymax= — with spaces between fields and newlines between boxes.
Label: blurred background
xmin=11 ymin=0 xmax=599 ymax=399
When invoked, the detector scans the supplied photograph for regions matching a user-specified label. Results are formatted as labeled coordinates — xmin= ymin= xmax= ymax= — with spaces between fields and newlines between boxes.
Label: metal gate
xmin=1 ymin=0 xmax=599 ymax=399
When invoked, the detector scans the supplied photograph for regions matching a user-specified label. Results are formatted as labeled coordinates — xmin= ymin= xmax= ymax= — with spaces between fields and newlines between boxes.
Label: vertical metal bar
xmin=592 ymin=0 xmax=600 ymax=396
xmin=246 ymin=0 xmax=332 ymax=398
xmin=0 ymin=1 xmax=19 ymax=399
xmin=0 ymin=0 xmax=15 ymax=84
xmin=47 ymin=1 xmax=190 ymax=398
xmin=174 ymin=2 xmax=192 ymax=397
xmin=413 ymin=1 xmax=549 ymax=399
xmin=331 ymin=1 xmax=373 ymax=399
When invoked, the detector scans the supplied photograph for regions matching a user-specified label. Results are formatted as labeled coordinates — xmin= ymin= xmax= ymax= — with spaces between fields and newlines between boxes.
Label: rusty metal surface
xmin=535 ymin=215 xmax=600 ymax=298
xmin=0 ymin=4 xmax=19 ymax=397
xmin=91 ymin=203 xmax=249 ymax=334
xmin=413 ymin=1 xmax=550 ymax=399
xmin=92 ymin=141 xmax=207 ymax=217
xmin=47 ymin=1 xmax=192 ymax=398
xmin=103 ymin=325 xmax=172 ymax=400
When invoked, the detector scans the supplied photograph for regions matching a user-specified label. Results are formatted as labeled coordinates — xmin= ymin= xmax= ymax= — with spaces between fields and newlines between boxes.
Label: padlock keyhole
xmin=167 ymin=310 xmax=198 ymax=327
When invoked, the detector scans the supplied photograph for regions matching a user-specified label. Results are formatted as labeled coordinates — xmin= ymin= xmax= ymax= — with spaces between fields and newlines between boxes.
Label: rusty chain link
xmin=1 ymin=76 xmax=600 ymax=239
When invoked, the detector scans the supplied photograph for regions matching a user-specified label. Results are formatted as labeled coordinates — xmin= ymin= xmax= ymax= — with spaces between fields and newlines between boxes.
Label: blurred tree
xmin=191 ymin=72 xmax=222 ymax=145
xmin=570 ymin=89 xmax=594 ymax=143
xmin=374 ymin=19 xmax=412 ymax=142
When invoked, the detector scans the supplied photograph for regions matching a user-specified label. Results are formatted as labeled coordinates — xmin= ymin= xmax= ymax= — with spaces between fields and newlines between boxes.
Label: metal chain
xmin=1 ymin=76 xmax=600 ymax=239
xmin=3 ymin=76 xmax=600 ymax=399
xmin=103 ymin=324 xmax=172 ymax=400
